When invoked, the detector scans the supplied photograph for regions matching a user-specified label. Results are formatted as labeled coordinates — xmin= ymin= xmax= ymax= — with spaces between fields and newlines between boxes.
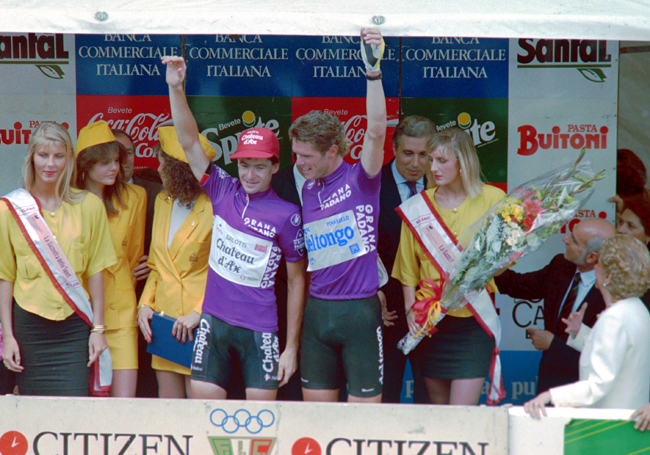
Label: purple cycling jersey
xmin=302 ymin=161 xmax=381 ymax=300
xmin=201 ymin=167 xmax=305 ymax=332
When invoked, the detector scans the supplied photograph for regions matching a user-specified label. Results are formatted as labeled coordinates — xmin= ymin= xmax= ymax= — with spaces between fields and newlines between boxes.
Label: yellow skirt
xmin=152 ymin=355 xmax=191 ymax=375
xmin=105 ymin=327 xmax=138 ymax=370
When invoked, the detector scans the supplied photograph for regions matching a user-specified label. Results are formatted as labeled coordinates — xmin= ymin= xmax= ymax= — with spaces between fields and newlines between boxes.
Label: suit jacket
xmin=132 ymin=175 xmax=163 ymax=299
xmin=271 ymin=165 xmax=301 ymax=207
xmin=139 ymin=192 xmax=212 ymax=317
xmin=270 ymin=165 xmax=301 ymax=344
xmin=269 ymin=165 xmax=305 ymax=400
xmin=552 ymin=297 xmax=650 ymax=409
xmin=132 ymin=175 xmax=163 ymax=255
xmin=378 ymin=161 xmax=427 ymax=340
xmin=494 ymin=254 xmax=606 ymax=394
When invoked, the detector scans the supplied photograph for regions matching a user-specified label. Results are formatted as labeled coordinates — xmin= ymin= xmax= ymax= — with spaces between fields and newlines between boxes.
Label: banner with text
xmin=0 ymin=396 xmax=508 ymax=455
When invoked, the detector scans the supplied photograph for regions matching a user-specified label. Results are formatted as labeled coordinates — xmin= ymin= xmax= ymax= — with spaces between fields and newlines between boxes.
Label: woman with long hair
xmin=392 ymin=127 xmax=505 ymax=405
xmin=76 ymin=121 xmax=146 ymax=397
xmin=0 ymin=122 xmax=116 ymax=396
xmin=137 ymin=126 xmax=214 ymax=398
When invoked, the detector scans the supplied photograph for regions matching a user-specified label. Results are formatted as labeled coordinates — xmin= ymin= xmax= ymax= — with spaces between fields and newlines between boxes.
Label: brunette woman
xmin=76 ymin=121 xmax=146 ymax=397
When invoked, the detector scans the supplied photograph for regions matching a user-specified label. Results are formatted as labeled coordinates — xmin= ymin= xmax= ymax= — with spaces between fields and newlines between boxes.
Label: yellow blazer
xmin=104 ymin=183 xmax=147 ymax=329
xmin=139 ymin=192 xmax=212 ymax=319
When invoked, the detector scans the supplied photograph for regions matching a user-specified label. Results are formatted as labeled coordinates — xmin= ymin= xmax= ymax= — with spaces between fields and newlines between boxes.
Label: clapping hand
xmin=562 ymin=302 xmax=587 ymax=339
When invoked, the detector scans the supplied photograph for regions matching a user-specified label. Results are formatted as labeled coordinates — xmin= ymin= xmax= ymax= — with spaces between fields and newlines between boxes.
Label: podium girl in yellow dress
xmin=76 ymin=121 xmax=146 ymax=397
xmin=392 ymin=127 xmax=505 ymax=405
xmin=0 ymin=122 xmax=116 ymax=396
xmin=137 ymin=126 xmax=214 ymax=398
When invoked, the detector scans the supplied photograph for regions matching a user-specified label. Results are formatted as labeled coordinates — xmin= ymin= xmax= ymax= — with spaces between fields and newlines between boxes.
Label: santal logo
xmin=209 ymin=437 xmax=275 ymax=455
xmin=0 ymin=33 xmax=70 ymax=79
xmin=517 ymin=39 xmax=612 ymax=83
xmin=457 ymin=112 xmax=497 ymax=148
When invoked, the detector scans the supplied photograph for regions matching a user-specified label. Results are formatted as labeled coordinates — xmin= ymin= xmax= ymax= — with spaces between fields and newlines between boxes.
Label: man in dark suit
xmin=495 ymin=219 xmax=616 ymax=394
xmin=270 ymin=163 xmax=305 ymax=400
xmin=113 ymin=129 xmax=163 ymax=261
xmin=272 ymin=163 xmax=302 ymax=207
xmin=113 ymin=128 xmax=163 ymax=398
xmin=378 ymin=115 xmax=437 ymax=403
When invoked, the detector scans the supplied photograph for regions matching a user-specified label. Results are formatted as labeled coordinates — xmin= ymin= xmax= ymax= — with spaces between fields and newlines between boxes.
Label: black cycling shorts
xmin=300 ymin=295 xmax=383 ymax=398
xmin=191 ymin=314 xmax=280 ymax=390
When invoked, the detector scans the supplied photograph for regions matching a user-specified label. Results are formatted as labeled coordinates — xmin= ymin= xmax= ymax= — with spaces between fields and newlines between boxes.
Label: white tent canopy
xmin=2 ymin=0 xmax=650 ymax=39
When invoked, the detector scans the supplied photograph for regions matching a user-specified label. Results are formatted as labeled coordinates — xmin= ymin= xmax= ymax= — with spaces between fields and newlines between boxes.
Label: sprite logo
xmin=209 ymin=437 xmax=276 ymax=455
xmin=457 ymin=112 xmax=497 ymax=148
xmin=201 ymin=110 xmax=280 ymax=165
xmin=242 ymin=111 xmax=256 ymax=128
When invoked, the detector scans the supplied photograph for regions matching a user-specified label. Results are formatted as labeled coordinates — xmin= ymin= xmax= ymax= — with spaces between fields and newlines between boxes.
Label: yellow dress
xmin=392 ymin=185 xmax=505 ymax=317
xmin=103 ymin=183 xmax=146 ymax=370
xmin=0 ymin=190 xmax=116 ymax=319
xmin=139 ymin=192 xmax=212 ymax=374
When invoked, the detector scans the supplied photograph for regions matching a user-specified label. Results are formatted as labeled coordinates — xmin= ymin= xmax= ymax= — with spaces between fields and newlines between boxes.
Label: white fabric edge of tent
xmin=1 ymin=8 xmax=650 ymax=40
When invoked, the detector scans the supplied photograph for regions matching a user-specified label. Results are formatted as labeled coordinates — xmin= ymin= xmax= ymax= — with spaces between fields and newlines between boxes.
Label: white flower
xmin=527 ymin=234 xmax=542 ymax=249
xmin=505 ymin=236 xmax=518 ymax=246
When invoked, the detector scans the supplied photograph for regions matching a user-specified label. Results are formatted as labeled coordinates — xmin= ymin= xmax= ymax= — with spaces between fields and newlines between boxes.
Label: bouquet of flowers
xmin=399 ymin=148 xmax=605 ymax=354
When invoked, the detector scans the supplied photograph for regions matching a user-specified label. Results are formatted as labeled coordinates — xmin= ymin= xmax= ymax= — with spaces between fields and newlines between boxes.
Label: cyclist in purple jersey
xmin=290 ymin=28 xmax=387 ymax=403
xmin=162 ymin=56 xmax=307 ymax=401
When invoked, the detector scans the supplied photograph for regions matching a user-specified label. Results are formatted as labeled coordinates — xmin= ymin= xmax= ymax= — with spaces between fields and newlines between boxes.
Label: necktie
xmin=406 ymin=181 xmax=418 ymax=198
xmin=558 ymin=272 xmax=581 ymax=324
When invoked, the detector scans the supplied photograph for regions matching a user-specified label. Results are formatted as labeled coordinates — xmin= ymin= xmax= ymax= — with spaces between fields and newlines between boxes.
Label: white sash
xmin=396 ymin=191 xmax=506 ymax=405
xmin=2 ymin=189 xmax=112 ymax=395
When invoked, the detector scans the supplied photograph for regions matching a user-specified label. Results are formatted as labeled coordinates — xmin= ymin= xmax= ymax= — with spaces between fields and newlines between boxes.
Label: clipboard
xmin=145 ymin=312 xmax=197 ymax=368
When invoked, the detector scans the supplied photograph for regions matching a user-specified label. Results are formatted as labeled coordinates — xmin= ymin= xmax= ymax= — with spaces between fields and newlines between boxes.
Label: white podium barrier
xmin=0 ymin=395 xmax=508 ymax=455
xmin=1 ymin=395 xmax=645 ymax=454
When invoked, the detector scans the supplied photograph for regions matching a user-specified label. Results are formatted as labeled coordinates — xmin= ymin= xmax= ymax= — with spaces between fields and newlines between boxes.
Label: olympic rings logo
xmin=209 ymin=409 xmax=276 ymax=434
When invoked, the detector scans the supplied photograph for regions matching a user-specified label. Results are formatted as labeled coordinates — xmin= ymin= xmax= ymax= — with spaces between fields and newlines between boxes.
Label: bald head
xmin=563 ymin=219 xmax=616 ymax=271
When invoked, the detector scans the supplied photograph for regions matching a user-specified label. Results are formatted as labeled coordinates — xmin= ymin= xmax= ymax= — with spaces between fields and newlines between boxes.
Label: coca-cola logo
xmin=87 ymin=112 xmax=170 ymax=158
xmin=343 ymin=114 xmax=366 ymax=160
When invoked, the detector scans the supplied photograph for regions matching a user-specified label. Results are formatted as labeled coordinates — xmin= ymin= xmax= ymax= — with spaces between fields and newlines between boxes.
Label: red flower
xmin=522 ymin=197 xmax=543 ymax=231
xmin=522 ymin=197 xmax=543 ymax=216
xmin=522 ymin=213 xmax=536 ymax=230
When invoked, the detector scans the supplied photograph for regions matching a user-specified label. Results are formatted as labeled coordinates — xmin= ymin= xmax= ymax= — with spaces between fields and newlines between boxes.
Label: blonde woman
xmin=526 ymin=235 xmax=650 ymax=417
xmin=137 ymin=126 xmax=214 ymax=398
xmin=76 ymin=121 xmax=146 ymax=397
xmin=0 ymin=122 xmax=116 ymax=396
xmin=392 ymin=127 xmax=505 ymax=405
